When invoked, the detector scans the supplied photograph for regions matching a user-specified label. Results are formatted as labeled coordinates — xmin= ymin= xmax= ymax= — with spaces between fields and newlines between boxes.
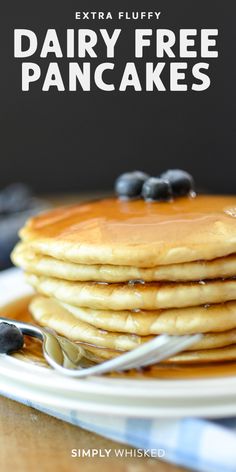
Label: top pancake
xmin=19 ymin=195 xmax=236 ymax=267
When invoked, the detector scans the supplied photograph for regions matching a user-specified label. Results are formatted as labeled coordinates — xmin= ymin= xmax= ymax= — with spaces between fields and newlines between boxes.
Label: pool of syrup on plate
xmin=1 ymin=296 xmax=236 ymax=379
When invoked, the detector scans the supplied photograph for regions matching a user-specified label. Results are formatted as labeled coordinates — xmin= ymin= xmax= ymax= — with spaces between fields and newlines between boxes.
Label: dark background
xmin=0 ymin=0 xmax=235 ymax=195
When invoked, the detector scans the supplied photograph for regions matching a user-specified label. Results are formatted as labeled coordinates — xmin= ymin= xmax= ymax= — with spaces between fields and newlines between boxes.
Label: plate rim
xmin=2 ymin=352 xmax=236 ymax=399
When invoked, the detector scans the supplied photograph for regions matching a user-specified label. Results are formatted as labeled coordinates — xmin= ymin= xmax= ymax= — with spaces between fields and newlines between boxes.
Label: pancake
xmin=30 ymin=296 xmax=236 ymax=355
xmin=78 ymin=344 xmax=236 ymax=363
xmin=168 ymin=345 xmax=236 ymax=363
xmin=30 ymin=296 xmax=152 ymax=351
xmin=14 ymin=193 xmax=236 ymax=367
xmin=12 ymin=242 xmax=236 ymax=282
xmin=26 ymin=273 xmax=236 ymax=310
xmin=60 ymin=300 xmax=236 ymax=335
xmin=71 ymin=343 xmax=236 ymax=363
xmin=19 ymin=195 xmax=236 ymax=267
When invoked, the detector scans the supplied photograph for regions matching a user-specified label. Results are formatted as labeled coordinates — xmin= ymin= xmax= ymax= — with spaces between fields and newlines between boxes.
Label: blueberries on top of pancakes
xmin=160 ymin=169 xmax=195 ymax=197
xmin=115 ymin=169 xmax=195 ymax=202
xmin=115 ymin=171 xmax=149 ymax=199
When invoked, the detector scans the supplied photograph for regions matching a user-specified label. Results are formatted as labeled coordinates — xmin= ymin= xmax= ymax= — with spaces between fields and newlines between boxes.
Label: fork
xmin=0 ymin=317 xmax=202 ymax=377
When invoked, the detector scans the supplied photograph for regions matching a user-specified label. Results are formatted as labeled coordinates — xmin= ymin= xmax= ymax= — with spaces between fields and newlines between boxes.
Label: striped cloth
xmin=1 ymin=389 xmax=236 ymax=472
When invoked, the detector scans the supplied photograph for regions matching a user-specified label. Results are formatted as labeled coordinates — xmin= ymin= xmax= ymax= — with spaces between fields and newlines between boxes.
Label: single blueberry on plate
xmin=115 ymin=171 xmax=149 ymax=199
xmin=160 ymin=169 xmax=195 ymax=197
xmin=0 ymin=322 xmax=24 ymax=354
xmin=142 ymin=177 xmax=172 ymax=202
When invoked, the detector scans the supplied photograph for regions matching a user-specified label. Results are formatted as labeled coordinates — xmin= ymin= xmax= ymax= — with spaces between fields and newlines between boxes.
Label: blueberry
xmin=142 ymin=177 xmax=172 ymax=202
xmin=0 ymin=183 xmax=32 ymax=215
xmin=160 ymin=169 xmax=194 ymax=197
xmin=115 ymin=171 xmax=149 ymax=199
xmin=0 ymin=322 xmax=24 ymax=354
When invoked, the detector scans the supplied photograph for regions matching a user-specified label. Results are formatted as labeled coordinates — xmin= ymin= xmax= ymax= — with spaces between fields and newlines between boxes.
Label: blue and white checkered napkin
xmin=1 ymin=389 xmax=236 ymax=472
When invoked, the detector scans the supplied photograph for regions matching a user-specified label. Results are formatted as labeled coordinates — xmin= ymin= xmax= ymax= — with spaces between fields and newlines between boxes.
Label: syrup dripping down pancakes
xmin=11 ymin=195 xmax=236 ymax=364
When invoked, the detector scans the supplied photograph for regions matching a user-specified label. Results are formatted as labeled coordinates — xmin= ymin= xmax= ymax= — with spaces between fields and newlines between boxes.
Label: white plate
xmin=1 ymin=268 xmax=236 ymax=418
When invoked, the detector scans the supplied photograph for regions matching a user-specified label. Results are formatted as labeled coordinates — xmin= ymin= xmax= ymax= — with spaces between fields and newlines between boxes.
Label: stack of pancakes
xmin=11 ymin=195 xmax=236 ymax=364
